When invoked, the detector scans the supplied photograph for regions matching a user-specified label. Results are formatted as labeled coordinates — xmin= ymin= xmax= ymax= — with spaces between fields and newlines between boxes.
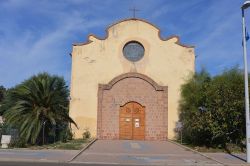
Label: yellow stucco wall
xmin=69 ymin=19 xmax=195 ymax=140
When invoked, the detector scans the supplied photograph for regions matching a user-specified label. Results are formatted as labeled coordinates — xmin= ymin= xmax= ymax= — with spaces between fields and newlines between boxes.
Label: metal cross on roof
xmin=129 ymin=7 xmax=140 ymax=18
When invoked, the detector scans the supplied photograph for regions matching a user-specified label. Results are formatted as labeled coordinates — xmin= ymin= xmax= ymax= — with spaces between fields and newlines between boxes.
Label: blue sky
xmin=0 ymin=0 xmax=248 ymax=88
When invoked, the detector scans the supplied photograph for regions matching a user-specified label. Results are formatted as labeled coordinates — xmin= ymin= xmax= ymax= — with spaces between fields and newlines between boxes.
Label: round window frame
xmin=122 ymin=41 xmax=145 ymax=62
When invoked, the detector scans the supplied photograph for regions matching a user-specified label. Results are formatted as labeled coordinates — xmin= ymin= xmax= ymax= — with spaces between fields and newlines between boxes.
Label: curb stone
xmin=0 ymin=158 xmax=64 ymax=163
xmin=68 ymin=138 xmax=97 ymax=162
xmin=70 ymin=161 xmax=223 ymax=166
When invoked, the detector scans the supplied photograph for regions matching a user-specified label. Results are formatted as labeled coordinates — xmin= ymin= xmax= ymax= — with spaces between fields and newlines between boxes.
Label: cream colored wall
xmin=69 ymin=19 xmax=195 ymax=140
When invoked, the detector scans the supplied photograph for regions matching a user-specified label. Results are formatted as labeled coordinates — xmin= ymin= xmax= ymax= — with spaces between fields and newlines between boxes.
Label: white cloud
xmin=0 ymin=1 xmax=108 ymax=88
xmin=151 ymin=5 xmax=169 ymax=19
xmin=0 ymin=0 xmax=248 ymax=87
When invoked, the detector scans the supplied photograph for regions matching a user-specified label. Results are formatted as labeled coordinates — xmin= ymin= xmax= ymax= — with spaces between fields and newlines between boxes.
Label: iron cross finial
xmin=129 ymin=7 xmax=140 ymax=18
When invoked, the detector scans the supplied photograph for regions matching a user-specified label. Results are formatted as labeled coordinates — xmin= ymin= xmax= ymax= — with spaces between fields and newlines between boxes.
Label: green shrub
xmin=82 ymin=128 xmax=91 ymax=140
xmin=9 ymin=137 xmax=27 ymax=148
xmin=58 ymin=127 xmax=73 ymax=143
xmin=180 ymin=67 xmax=245 ymax=149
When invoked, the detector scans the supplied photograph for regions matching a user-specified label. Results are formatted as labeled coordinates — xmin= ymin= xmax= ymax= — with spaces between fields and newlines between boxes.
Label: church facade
xmin=69 ymin=18 xmax=195 ymax=140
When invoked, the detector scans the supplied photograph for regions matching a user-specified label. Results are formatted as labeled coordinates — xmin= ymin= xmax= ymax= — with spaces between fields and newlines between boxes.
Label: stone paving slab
xmin=82 ymin=140 xmax=196 ymax=154
xmin=72 ymin=140 xmax=221 ymax=165
xmin=0 ymin=149 xmax=78 ymax=162
xmin=74 ymin=153 xmax=220 ymax=165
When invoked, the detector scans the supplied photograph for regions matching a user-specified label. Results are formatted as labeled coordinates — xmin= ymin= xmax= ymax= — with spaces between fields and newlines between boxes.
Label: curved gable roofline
xmin=73 ymin=18 xmax=194 ymax=48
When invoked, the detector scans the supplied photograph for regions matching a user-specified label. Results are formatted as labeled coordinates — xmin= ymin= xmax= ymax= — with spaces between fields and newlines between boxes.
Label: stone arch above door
xmin=99 ymin=72 xmax=167 ymax=91
xmin=97 ymin=72 xmax=168 ymax=140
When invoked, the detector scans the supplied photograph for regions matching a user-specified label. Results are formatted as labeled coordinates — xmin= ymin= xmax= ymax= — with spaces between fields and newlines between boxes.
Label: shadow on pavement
xmin=229 ymin=153 xmax=246 ymax=162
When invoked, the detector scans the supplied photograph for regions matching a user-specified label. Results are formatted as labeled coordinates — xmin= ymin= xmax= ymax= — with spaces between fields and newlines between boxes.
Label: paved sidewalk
xmin=72 ymin=140 xmax=221 ymax=165
xmin=0 ymin=149 xmax=78 ymax=162
xmin=0 ymin=141 xmax=248 ymax=166
xmin=204 ymin=153 xmax=247 ymax=166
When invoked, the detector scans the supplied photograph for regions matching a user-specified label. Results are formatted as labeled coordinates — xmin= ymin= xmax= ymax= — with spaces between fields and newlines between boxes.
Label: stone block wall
xmin=97 ymin=73 xmax=168 ymax=140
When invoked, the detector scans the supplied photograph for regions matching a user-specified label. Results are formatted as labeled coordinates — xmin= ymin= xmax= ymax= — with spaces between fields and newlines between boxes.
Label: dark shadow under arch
xmin=120 ymin=101 xmax=145 ymax=108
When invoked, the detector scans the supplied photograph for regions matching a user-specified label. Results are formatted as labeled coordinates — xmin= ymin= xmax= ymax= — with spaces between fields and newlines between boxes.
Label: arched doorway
xmin=119 ymin=102 xmax=145 ymax=140
xmin=97 ymin=72 xmax=168 ymax=140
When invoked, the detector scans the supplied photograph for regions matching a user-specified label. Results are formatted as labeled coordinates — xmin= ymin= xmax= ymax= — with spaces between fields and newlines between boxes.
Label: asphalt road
xmin=0 ymin=162 xmax=142 ymax=166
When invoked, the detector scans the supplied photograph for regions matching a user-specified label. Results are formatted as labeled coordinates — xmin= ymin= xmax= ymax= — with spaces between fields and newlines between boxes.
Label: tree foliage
xmin=180 ymin=68 xmax=245 ymax=148
xmin=0 ymin=85 xmax=6 ymax=103
xmin=1 ymin=73 xmax=77 ymax=144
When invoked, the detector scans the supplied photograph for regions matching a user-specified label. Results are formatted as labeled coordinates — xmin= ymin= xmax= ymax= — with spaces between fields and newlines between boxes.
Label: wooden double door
xmin=119 ymin=102 xmax=145 ymax=140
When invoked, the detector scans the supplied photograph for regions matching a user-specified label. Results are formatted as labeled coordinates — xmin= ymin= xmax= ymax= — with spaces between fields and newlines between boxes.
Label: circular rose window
xmin=123 ymin=41 xmax=144 ymax=62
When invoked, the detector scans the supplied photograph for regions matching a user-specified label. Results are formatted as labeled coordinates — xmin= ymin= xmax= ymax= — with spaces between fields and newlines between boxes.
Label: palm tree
xmin=2 ymin=73 xmax=77 ymax=144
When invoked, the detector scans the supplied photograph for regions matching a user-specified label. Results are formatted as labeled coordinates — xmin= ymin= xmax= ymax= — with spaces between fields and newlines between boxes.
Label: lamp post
xmin=242 ymin=1 xmax=250 ymax=163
